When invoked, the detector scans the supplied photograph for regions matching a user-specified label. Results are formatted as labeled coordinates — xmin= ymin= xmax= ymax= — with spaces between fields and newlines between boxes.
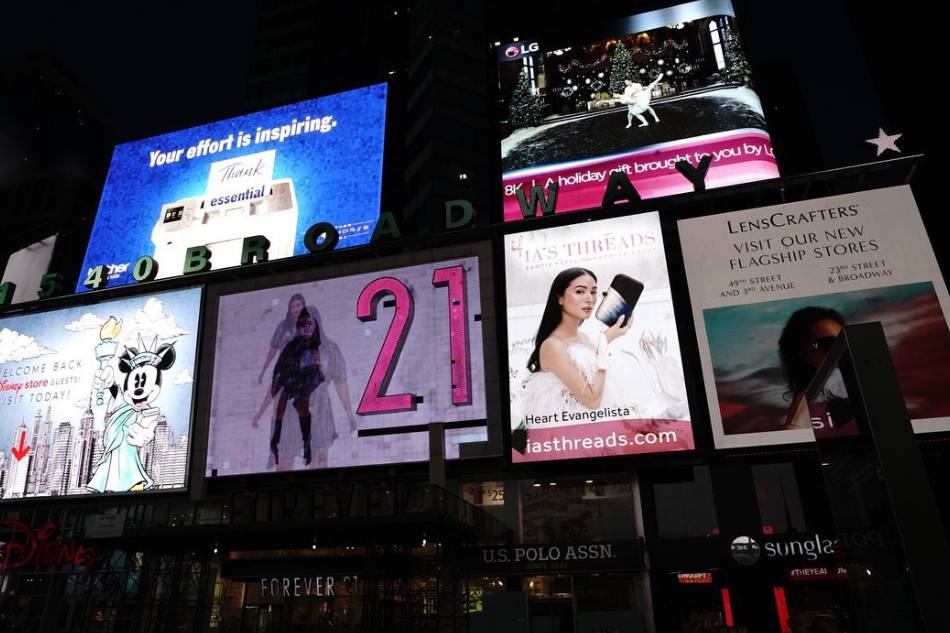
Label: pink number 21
xmin=356 ymin=265 xmax=472 ymax=415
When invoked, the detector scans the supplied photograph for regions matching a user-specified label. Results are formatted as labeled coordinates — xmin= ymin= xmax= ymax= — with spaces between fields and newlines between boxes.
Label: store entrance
xmin=528 ymin=599 xmax=574 ymax=633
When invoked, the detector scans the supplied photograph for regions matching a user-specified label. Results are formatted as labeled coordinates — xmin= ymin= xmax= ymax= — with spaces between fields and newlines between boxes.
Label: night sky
xmin=2 ymin=1 xmax=260 ymax=141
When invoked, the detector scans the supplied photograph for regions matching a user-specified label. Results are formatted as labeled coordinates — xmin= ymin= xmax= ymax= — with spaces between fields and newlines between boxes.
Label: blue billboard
xmin=77 ymin=83 xmax=387 ymax=292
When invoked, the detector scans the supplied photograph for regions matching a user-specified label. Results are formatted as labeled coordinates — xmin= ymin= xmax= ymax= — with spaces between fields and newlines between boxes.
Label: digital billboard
xmin=206 ymin=257 xmax=488 ymax=475
xmin=678 ymin=186 xmax=950 ymax=448
xmin=497 ymin=0 xmax=778 ymax=220
xmin=0 ymin=288 xmax=201 ymax=498
xmin=505 ymin=213 xmax=693 ymax=462
xmin=77 ymin=83 xmax=387 ymax=292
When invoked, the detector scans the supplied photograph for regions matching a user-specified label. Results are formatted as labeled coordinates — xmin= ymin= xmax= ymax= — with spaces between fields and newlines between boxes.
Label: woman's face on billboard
xmin=559 ymin=273 xmax=598 ymax=322
xmin=802 ymin=317 xmax=843 ymax=368
xmin=289 ymin=298 xmax=304 ymax=320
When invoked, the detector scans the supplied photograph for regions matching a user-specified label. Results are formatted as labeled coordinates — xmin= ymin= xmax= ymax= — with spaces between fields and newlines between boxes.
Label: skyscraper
xmin=46 ymin=421 xmax=74 ymax=497
xmin=0 ymin=450 xmax=7 ymax=497
xmin=145 ymin=416 xmax=172 ymax=488
xmin=68 ymin=405 xmax=97 ymax=494
xmin=4 ymin=423 xmax=31 ymax=498
xmin=159 ymin=434 xmax=188 ymax=489
xmin=26 ymin=407 xmax=53 ymax=495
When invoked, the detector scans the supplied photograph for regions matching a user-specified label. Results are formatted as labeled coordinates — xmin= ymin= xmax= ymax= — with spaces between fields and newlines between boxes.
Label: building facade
xmin=1 ymin=2 xmax=947 ymax=633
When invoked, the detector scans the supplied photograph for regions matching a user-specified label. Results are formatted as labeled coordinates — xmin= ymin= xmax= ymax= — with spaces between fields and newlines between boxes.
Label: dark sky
xmin=2 ymin=1 xmax=261 ymax=142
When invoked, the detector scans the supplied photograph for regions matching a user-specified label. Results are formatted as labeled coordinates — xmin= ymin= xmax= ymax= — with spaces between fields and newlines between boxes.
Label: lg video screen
xmin=77 ymin=83 xmax=387 ymax=291
xmin=207 ymin=257 xmax=489 ymax=475
xmin=498 ymin=0 xmax=779 ymax=219
xmin=0 ymin=288 xmax=201 ymax=499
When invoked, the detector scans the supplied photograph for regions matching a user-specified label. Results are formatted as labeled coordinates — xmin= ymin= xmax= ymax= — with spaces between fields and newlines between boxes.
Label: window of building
xmin=653 ymin=466 xmax=718 ymax=539
xmin=520 ymin=477 xmax=637 ymax=543
xmin=709 ymin=21 xmax=726 ymax=70
xmin=751 ymin=462 xmax=807 ymax=534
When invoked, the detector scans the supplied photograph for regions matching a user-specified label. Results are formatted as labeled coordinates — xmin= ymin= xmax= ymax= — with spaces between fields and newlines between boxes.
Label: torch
xmin=95 ymin=317 xmax=122 ymax=405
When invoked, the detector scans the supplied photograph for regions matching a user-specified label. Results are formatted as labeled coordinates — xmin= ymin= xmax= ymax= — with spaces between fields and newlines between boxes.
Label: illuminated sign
xmin=504 ymin=213 xmax=693 ymax=462
xmin=462 ymin=540 xmax=644 ymax=574
xmin=677 ymin=572 xmax=714 ymax=584
xmin=206 ymin=255 xmax=489 ymax=475
xmin=496 ymin=0 xmax=778 ymax=220
xmin=77 ymin=84 xmax=387 ymax=292
xmin=679 ymin=186 xmax=950 ymax=448
xmin=0 ymin=520 xmax=106 ymax=576
xmin=788 ymin=566 xmax=848 ymax=581
xmin=0 ymin=288 xmax=201 ymax=499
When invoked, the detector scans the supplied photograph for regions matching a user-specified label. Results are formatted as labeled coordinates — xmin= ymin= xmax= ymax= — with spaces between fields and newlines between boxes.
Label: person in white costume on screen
xmin=518 ymin=268 xmax=632 ymax=427
xmin=615 ymin=75 xmax=663 ymax=128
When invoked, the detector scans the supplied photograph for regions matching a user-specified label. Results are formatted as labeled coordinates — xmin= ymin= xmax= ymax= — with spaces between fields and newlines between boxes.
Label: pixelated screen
xmin=206 ymin=258 xmax=488 ymax=475
xmin=497 ymin=0 xmax=778 ymax=219
xmin=77 ymin=83 xmax=387 ymax=291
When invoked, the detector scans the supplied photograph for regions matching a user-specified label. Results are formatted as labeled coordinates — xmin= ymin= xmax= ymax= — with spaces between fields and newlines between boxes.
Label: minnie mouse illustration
xmin=86 ymin=335 xmax=177 ymax=493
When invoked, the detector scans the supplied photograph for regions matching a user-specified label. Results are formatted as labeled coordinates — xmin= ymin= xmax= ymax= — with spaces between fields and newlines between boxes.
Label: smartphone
xmin=595 ymin=274 xmax=644 ymax=327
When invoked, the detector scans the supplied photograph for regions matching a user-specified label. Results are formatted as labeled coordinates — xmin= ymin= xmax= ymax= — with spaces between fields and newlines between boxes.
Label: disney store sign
xmin=0 ymin=520 xmax=107 ymax=577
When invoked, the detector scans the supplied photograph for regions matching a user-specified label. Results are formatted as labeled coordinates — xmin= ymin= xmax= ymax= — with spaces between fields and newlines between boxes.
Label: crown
xmin=129 ymin=335 xmax=174 ymax=368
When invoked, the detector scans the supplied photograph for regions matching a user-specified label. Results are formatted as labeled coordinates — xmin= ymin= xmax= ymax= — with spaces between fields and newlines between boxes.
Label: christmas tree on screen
xmin=609 ymin=44 xmax=635 ymax=94
xmin=508 ymin=71 xmax=543 ymax=129
xmin=721 ymin=25 xmax=753 ymax=86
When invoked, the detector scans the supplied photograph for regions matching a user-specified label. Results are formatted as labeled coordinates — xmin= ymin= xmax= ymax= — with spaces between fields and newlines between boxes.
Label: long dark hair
xmin=527 ymin=268 xmax=596 ymax=373
xmin=286 ymin=293 xmax=307 ymax=324
xmin=778 ymin=306 xmax=844 ymax=398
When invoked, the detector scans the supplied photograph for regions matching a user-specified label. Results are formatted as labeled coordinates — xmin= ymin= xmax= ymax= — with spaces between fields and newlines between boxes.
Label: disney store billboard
xmin=0 ymin=288 xmax=201 ymax=499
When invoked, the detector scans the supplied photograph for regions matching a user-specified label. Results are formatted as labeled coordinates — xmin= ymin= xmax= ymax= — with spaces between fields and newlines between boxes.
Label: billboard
xmin=207 ymin=257 xmax=488 ymax=475
xmin=678 ymin=186 xmax=950 ymax=448
xmin=497 ymin=0 xmax=778 ymax=220
xmin=0 ymin=288 xmax=201 ymax=498
xmin=505 ymin=213 xmax=693 ymax=462
xmin=1 ymin=235 xmax=57 ymax=304
xmin=77 ymin=83 xmax=387 ymax=292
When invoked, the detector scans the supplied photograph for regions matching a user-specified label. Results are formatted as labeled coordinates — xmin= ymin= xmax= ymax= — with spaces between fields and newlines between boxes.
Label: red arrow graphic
xmin=11 ymin=428 xmax=30 ymax=461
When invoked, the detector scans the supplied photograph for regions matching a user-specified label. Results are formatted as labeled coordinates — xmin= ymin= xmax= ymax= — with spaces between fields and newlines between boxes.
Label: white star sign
xmin=866 ymin=128 xmax=902 ymax=157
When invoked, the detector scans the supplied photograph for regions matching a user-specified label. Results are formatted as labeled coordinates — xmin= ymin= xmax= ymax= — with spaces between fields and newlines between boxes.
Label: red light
xmin=720 ymin=588 xmax=734 ymax=627
xmin=773 ymin=586 xmax=791 ymax=633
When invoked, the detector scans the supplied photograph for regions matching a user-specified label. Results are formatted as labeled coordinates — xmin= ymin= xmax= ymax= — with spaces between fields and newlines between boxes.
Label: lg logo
xmin=505 ymin=42 xmax=539 ymax=58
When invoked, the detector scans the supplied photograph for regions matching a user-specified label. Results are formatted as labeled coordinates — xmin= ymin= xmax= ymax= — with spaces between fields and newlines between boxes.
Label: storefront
xmin=460 ymin=542 xmax=651 ymax=633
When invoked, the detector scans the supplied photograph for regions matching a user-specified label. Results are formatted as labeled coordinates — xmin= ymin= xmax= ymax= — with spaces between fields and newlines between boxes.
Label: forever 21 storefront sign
xmin=461 ymin=540 xmax=644 ymax=575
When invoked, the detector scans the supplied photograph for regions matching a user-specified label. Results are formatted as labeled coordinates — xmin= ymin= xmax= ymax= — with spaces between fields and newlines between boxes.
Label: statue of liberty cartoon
xmin=86 ymin=317 xmax=178 ymax=493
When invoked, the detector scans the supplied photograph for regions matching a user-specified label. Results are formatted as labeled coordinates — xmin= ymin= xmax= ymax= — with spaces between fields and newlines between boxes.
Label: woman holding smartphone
xmin=520 ymin=268 xmax=633 ymax=416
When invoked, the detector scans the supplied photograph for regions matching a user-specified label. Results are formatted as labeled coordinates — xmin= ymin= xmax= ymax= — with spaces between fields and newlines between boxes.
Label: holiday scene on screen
xmin=498 ymin=0 xmax=778 ymax=219
xmin=207 ymin=258 xmax=488 ymax=475
xmin=77 ymin=83 xmax=386 ymax=292
xmin=505 ymin=213 xmax=693 ymax=463
xmin=0 ymin=289 xmax=201 ymax=499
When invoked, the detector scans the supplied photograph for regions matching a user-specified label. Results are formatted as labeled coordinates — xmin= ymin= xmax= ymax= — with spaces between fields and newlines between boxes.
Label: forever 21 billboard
xmin=206 ymin=250 xmax=491 ymax=475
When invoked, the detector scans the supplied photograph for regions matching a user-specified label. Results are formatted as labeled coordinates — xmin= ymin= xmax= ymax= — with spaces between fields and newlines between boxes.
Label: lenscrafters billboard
xmin=679 ymin=186 xmax=950 ymax=448
xmin=207 ymin=257 xmax=488 ymax=475
xmin=505 ymin=213 xmax=693 ymax=462
xmin=77 ymin=83 xmax=387 ymax=291
xmin=498 ymin=0 xmax=779 ymax=219
xmin=0 ymin=288 xmax=201 ymax=498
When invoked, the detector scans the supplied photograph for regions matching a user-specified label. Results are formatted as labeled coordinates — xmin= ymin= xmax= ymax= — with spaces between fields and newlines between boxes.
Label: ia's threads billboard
xmin=76 ymin=84 xmax=387 ymax=292
xmin=679 ymin=186 xmax=950 ymax=448
xmin=206 ymin=257 xmax=488 ymax=475
xmin=0 ymin=288 xmax=201 ymax=499
xmin=504 ymin=213 xmax=693 ymax=462
xmin=497 ymin=0 xmax=779 ymax=220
